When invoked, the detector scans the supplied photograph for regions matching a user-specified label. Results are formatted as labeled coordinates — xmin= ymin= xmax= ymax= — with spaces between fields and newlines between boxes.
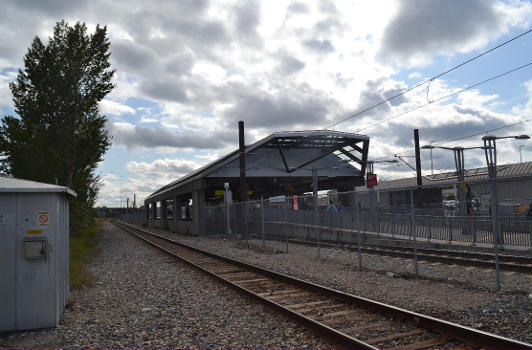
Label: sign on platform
xmin=366 ymin=173 xmax=378 ymax=187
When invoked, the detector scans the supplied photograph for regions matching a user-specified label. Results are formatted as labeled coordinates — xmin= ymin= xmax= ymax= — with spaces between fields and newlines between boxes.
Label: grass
xmin=69 ymin=218 xmax=103 ymax=289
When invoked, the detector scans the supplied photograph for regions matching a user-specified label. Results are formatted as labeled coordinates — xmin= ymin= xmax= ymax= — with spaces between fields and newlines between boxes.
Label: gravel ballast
xmin=1 ymin=221 xmax=333 ymax=349
xmin=145 ymin=225 xmax=532 ymax=344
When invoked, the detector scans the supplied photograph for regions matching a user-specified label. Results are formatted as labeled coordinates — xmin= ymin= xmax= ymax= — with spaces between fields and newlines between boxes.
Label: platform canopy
xmin=146 ymin=130 xmax=369 ymax=202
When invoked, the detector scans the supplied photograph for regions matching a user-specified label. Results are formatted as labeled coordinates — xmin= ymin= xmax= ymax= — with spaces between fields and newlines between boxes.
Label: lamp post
xmin=482 ymin=135 xmax=530 ymax=244
xmin=421 ymin=145 xmax=484 ymax=218
xmin=482 ymin=134 xmax=529 ymax=291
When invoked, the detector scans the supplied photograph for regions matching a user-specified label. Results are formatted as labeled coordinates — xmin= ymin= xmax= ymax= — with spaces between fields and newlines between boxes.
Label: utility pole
xmin=414 ymin=129 xmax=422 ymax=186
xmin=414 ymin=129 xmax=422 ymax=209
xmin=238 ymin=121 xmax=248 ymax=202
xmin=429 ymin=141 xmax=434 ymax=175
xmin=238 ymin=121 xmax=248 ymax=238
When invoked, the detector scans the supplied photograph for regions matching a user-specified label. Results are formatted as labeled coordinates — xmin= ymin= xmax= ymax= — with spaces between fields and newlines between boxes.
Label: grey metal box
xmin=0 ymin=177 xmax=76 ymax=331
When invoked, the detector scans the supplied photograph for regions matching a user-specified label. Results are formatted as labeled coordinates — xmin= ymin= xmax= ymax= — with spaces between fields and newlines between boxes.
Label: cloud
xmin=110 ymin=39 xmax=159 ymax=73
xmin=100 ymin=99 xmax=136 ymax=116
xmin=277 ymin=53 xmax=305 ymax=75
xmin=302 ymin=39 xmax=335 ymax=53
xmin=96 ymin=156 xmax=203 ymax=206
xmin=378 ymin=0 xmax=530 ymax=66
xmin=109 ymin=122 xmax=232 ymax=151
xmin=127 ymin=158 xmax=198 ymax=179
xmin=223 ymin=82 xmax=339 ymax=129
xmin=233 ymin=0 xmax=262 ymax=47
xmin=0 ymin=0 xmax=529 ymax=206
xmin=0 ymin=70 xmax=16 ymax=106
xmin=141 ymin=79 xmax=188 ymax=102
xmin=286 ymin=2 xmax=308 ymax=15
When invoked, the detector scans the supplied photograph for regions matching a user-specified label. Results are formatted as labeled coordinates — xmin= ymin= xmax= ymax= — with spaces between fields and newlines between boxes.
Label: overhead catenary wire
xmin=372 ymin=118 xmax=531 ymax=161
xmin=356 ymin=62 xmax=532 ymax=133
xmin=324 ymin=28 xmax=532 ymax=130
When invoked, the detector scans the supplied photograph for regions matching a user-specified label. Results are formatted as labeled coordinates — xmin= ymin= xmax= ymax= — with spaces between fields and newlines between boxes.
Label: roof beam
xmin=277 ymin=145 xmax=291 ymax=173
xmin=338 ymin=147 xmax=362 ymax=164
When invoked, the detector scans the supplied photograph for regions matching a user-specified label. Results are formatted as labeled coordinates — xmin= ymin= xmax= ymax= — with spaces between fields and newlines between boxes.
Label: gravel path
xmin=145 ymin=225 xmax=532 ymax=344
xmin=1 ymin=221 xmax=333 ymax=349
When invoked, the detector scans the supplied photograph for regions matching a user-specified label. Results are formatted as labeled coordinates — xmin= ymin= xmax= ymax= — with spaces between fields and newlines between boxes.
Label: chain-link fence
xmin=199 ymin=187 xmax=532 ymax=247
xmin=119 ymin=176 xmax=532 ymax=291
xmin=195 ymin=180 xmax=532 ymax=291
xmin=120 ymin=211 xmax=145 ymax=226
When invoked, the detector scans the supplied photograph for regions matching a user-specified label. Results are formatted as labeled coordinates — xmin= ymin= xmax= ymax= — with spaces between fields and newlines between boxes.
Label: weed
xmin=69 ymin=218 xmax=102 ymax=289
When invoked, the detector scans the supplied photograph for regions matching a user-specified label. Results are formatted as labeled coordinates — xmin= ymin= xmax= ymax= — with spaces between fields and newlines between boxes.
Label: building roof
xmin=146 ymin=130 xmax=369 ymax=201
xmin=357 ymin=161 xmax=532 ymax=192
xmin=0 ymin=176 xmax=77 ymax=196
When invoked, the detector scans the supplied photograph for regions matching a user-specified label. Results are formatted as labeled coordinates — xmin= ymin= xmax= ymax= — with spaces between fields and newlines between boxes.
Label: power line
xmin=434 ymin=119 xmax=531 ymax=146
xmin=324 ymin=28 xmax=532 ymax=130
xmin=356 ymin=62 xmax=532 ymax=133
xmin=373 ymin=118 xmax=531 ymax=161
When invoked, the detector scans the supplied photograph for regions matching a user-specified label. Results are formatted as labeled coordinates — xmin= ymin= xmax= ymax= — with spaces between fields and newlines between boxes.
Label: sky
xmin=0 ymin=0 xmax=531 ymax=207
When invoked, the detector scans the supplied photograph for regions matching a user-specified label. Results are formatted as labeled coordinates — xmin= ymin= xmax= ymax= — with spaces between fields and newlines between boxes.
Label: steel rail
xmin=113 ymin=221 xmax=532 ymax=350
xmin=113 ymin=221 xmax=377 ymax=349
xmin=262 ymin=234 xmax=531 ymax=272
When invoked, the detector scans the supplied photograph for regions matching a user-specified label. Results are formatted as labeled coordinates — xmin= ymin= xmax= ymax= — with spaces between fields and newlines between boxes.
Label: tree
xmin=0 ymin=20 xmax=114 ymax=235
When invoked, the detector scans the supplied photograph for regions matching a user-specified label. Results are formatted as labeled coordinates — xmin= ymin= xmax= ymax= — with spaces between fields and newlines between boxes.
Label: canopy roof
xmin=146 ymin=130 xmax=369 ymax=201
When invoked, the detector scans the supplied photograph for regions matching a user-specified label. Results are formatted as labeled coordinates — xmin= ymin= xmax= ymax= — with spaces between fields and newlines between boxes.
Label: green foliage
xmin=70 ymin=218 xmax=101 ymax=288
xmin=446 ymin=193 xmax=456 ymax=200
xmin=0 ymin=20 xmax=114 ymax=236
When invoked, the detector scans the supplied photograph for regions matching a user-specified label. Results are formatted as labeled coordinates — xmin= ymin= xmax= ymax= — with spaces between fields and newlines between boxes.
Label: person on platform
xmin=327 ymin=200 xmax=337 ymax=213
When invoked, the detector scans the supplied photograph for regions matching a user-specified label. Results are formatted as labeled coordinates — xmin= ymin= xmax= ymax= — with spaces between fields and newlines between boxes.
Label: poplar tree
xmin=0 ymin=20 xmax=115 ymax=235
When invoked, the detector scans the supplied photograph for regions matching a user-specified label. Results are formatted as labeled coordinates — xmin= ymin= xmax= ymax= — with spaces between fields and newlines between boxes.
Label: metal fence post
xmin=244 ymin=201 xmax=248 ymax=239
xmin=328 ymin=211 xmax=332 ymax=242
xmin=391 ymin=215 xmax=395 ymax=239
xmin=285 ymin=202 xmax=289 ymax=253
xmin=261 ymin=196 xmax=265 ymax=248
xmin=472 ymin=220 xmax=477 ymax=246
xmin=493 ymin=220 xmax=501 ymax=291
xmin=428 ymin=218 xmax=432 ymax=243
xmin=448 ymin=217 xmax=452 ymax=243
xmin=226 ymin=202 xmax=231 ymax=238
xmin=529 ymin=222 xmax=532 ymax=250
xmin=410 ymin=189 xmax=418 ymax=277
xmin=312 ymin=170 xmax=320 ymax=259
xmin=353 ymin=189 xmax=362 ymax=270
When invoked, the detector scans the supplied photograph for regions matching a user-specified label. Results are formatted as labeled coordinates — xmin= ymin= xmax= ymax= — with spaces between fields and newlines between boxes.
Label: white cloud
xmin=0 ymin=70 xmax=16 ymax=107
xmin=127 ymin=158 xmax=199 ymax=180
xmin=0 ymin=0 xmax=529 ymax=207
xmin=378 ymin=0 xmax=532 ymax=67
xmin=100 ymin=99 xmax=136 ymax=116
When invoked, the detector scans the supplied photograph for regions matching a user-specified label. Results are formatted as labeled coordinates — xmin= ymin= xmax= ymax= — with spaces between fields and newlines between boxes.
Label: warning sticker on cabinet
xmin=37 ymin=211 xmax=49 ymax=227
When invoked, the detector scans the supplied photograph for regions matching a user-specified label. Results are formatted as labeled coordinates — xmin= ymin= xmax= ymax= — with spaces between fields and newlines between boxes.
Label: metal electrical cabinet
xmin=0 ymin=177 xmax=76 ymax=331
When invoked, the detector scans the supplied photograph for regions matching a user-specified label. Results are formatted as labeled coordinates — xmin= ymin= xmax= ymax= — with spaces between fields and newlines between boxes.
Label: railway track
xmin=261 ymin=234 xmax=532 ymax=272
xmin=113 ymin=221 xmax=531 ymax=350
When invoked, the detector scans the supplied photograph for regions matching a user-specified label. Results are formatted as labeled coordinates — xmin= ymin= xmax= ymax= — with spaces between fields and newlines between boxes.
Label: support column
xmin=161 ymin=200 xmax=168 ymax=230
xmin=146 ymin=202 xmax=150 ymax=224
xmin=152 ymin=202 xmax=157 ymax=225
xmin=192 ymin=190 xmax=205 ymax=236
xmin=172 ymin=196 xmax=179 ymax=233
